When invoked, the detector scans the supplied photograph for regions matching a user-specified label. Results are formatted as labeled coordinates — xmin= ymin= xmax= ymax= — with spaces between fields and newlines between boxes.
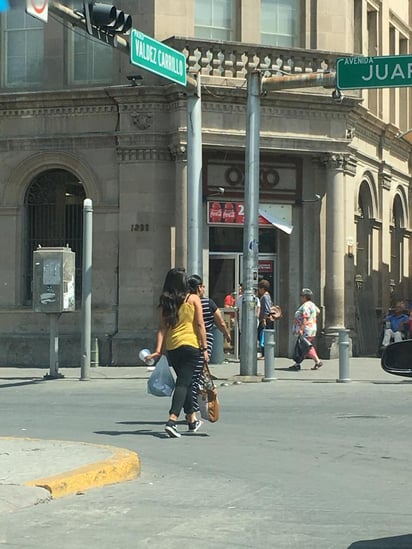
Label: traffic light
xmin=83 ymin=2 xmax=132 ymax=36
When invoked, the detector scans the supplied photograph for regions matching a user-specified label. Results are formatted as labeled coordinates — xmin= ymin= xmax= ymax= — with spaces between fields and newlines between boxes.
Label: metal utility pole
xmin=240 ymin=70 xmax=261 ymax=377
xmin=262 ymin=71 xmax=336 ymax=92
xmin=186 ymin=73 xmax=203 ymax=276
xmin=80 ymin=199 xmax=93 ymax=380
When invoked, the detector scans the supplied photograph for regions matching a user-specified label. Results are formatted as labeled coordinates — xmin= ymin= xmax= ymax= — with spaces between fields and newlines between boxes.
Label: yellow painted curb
xmin=24 ymin=443 xmax=141 ymax=499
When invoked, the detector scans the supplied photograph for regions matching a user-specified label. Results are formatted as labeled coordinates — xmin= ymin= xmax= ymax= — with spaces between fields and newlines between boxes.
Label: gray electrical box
xmin=33 ymin=247 xmax=76 ymax=313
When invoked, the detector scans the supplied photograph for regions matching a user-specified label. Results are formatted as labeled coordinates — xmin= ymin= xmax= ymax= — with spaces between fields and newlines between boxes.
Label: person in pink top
xmin=289 ymin=288 xmax=323 ymax=371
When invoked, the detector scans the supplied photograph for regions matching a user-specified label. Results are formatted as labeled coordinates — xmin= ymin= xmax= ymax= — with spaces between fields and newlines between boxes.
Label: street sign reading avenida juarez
xmin=337 ymin=54 xmax=412 ymax=90
xmin=130 ymin=29 xmax=187 ymax=86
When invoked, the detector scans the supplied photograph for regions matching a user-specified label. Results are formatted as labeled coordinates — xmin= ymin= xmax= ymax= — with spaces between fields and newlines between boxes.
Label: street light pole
xmin=186 ymin=73 xmax=203 ymax=275
xmin=240 ymin=70 xmax=261 ymax=376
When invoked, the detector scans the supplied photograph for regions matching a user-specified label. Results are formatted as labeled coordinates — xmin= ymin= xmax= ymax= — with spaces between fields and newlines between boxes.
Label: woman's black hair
xmin=159 ymin=268 xmax=188 ymax=328
xmin=187 ymin=274 xmax=203 ymax=294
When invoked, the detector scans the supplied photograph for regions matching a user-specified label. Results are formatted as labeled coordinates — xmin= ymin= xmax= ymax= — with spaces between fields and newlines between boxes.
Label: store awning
xmin=258 ymin=205 xmax=293 ymax=234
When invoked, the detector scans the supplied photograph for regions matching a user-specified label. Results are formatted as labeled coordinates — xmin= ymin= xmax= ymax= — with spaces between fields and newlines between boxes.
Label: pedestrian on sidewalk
xmin=147 ymin=268 xmax=208 ymax=438
xmin=289 ymin=288 xmax=323 ymax=371
xmin=381 ymin=301 xmax=409 ymax=348
xmin=257 ymin=279 xmax=274 ymax=358
xmin=188 ymin=274 xmax=231 ymax=415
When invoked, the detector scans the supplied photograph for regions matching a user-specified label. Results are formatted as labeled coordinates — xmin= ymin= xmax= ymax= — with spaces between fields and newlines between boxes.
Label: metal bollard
xmin=263 ymin=329 xmax=277 ymax=381
xmin=337 ymin=329 xmax=351 ymax=383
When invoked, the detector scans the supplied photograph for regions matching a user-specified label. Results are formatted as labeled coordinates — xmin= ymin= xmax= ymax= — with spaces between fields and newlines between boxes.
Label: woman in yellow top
xmin=147 ymin=268 xmax=209 ymax=438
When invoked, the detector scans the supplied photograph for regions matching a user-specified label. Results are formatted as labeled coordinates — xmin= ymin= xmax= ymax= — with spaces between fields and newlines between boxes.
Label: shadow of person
xmin=95 ymin=429 xmax=209 ymax=439
xmin=348 ymin=534 xmax=412 ymax=548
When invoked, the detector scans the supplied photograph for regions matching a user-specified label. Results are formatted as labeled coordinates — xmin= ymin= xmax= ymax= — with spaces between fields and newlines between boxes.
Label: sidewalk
xmin=0 ymin=355 xmax=401 ymax=383
xmin=0 ymin=356 xmax=406 ymax=514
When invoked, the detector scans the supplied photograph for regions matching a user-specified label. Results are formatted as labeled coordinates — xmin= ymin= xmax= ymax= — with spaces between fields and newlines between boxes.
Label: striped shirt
xmin=201 ymin=297 xmax=217 ymax=353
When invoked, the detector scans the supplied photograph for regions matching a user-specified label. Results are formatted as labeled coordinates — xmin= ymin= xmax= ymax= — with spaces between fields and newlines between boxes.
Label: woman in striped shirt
xmin=188 ymin=275 xmax=231 ymax=416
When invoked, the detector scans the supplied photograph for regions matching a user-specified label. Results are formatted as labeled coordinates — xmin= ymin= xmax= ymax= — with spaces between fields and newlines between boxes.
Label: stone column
xmin=324 ymin=154 xmax=346 ymax=331
xmin=322 ymin=153 xmax=354 ymax=358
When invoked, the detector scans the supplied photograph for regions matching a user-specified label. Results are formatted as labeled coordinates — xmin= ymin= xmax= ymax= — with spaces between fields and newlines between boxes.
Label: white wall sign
xmin=26 ymin=0 xmax=48 ymax=23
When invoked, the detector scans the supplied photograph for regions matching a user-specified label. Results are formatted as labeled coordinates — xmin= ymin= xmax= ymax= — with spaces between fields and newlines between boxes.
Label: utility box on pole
xmin=33 ymin=247 xmax=76 ymax=314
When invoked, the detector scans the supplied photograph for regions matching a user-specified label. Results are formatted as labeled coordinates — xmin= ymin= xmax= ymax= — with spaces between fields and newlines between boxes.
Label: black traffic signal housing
xmin=83 ymin=2 xmax=132 ymax=36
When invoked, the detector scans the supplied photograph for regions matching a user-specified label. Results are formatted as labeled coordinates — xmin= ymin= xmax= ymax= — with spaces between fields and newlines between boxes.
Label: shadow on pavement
xmin=95 ymin=429 xmax=209 ymax=439
xmin=348 ymin=534 xmax=412 ymax=548
xmin=117 ymin=420 xmax=166 ymax=426
xmin=0 ymin=379 xmax=44 ymax=389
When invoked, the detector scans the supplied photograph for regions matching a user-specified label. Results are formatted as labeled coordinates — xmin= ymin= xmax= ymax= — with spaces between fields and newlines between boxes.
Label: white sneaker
xmin=165 ymin=422 xmax=181 ymax=438
xmin=188 ymin=420 xmax=203 ymax=433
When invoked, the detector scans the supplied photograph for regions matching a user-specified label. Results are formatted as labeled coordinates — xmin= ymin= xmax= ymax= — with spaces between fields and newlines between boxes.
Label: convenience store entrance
xmin=209 ymin=252 xmax=278 ymax=359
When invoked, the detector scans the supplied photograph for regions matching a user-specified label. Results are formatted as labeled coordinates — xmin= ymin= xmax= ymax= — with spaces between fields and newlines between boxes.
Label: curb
xmin=24 ymin=442 xmax=141 ymax=498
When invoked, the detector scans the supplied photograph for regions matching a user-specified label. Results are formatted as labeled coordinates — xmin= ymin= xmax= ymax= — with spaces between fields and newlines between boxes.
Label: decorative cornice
xmin=116 ymin=148 xmax=171 ymax=162
xmin=120 ymin=102 xmax=170 ymax=114
xmin=116 ymin=133 xmax=169 ymax=148
xmin=0 ymin=134 xmax=115 ymax=152
xmin=0 ymin=105 xmax=117 ymax=118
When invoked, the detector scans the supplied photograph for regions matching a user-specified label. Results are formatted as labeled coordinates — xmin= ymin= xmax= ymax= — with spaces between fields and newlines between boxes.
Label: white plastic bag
xmin=147 ymin=356 xmax=175 ymax=397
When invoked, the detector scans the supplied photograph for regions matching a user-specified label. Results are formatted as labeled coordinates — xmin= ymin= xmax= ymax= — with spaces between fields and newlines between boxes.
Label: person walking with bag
xmin=289 ymin=288 xmax=323 ymax=371
xmin=187 ymin=274 xmax=231 ymax=416
xmin=146 ymin=268 xmax=208 ymax=438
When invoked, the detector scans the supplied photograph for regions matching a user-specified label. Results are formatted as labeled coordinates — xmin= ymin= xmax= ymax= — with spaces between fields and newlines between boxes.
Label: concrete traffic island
xmin=0 ymin=437 xmax=141 ymax=502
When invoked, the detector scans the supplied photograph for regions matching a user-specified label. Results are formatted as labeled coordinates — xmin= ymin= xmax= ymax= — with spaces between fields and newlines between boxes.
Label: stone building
xmin=0 ymin=0 xmax=411 ymax=366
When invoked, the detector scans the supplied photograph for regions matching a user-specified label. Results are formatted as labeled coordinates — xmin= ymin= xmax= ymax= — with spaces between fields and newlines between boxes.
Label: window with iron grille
xmin=24 ymin=170 xmax=86 ymax=305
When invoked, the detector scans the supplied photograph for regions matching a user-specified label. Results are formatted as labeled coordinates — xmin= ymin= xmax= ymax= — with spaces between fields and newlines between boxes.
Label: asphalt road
xmin=1 ymin=367 xmax=412 ymax=548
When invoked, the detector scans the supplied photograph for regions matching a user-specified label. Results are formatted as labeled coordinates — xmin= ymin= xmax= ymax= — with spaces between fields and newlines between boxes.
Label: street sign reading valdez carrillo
xmin=336 ymin=54 xmax=412 ymax=90
xmin=130 ymin=29 xmax=187 ymax=86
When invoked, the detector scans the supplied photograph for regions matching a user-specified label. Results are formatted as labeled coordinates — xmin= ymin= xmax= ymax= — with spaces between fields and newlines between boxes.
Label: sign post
xmin=26 ymin=0 xmax=48 ymax=22
xmin=337 ymin=54 xmax=412 ymax=90
xmin=130 ymin=29 xmax=187 ymax=86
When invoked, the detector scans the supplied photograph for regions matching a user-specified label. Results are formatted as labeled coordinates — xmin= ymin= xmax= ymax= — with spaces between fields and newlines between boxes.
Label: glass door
xmin=209 ymin=253 xmax=279 ymax=358
xmin=209 ymin=253 xmax=242 ymax=358
xmin=209 ymin=253 xmax=241 ymax=308
xmin=258 ymin=255 xmax=279 ymax=302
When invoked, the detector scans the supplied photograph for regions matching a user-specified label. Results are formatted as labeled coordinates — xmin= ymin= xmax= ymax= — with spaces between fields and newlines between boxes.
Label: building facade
xmin=0 ymin=0 xmax=411 ymax=366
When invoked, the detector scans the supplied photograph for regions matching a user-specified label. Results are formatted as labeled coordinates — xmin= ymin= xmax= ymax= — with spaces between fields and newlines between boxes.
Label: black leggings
xmin=167 ymin=346 xmax=200 ymax=418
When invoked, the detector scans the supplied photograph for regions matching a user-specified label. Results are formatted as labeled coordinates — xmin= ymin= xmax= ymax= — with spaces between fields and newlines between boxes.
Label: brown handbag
xmin=198 ymin=362 xmax=220 ymax=423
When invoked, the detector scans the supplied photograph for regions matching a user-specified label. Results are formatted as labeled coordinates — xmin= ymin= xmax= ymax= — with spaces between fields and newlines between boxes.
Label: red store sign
xmin=207 ymin=201 xmax=271 ymax=226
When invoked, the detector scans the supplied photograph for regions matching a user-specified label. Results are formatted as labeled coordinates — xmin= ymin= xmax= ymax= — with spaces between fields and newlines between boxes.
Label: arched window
xmin=24 ymin=170 xmax=86 ymax=304
xmin=391 ymin=194 xmax=405 ymax=285
xmin=356 ymin=181 xmax=373 ymax=277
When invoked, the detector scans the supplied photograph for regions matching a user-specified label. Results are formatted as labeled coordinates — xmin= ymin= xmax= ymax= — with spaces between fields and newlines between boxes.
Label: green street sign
xmin=130 ymin=29 xmax=187 ymax=87
xmin=337 ymin=54 xmax=412 ymax=90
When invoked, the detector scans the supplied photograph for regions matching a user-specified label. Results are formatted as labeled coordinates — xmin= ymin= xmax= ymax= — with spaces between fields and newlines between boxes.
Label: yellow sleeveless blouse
xmin=165 ymin=301 xmax=199 ymax=351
